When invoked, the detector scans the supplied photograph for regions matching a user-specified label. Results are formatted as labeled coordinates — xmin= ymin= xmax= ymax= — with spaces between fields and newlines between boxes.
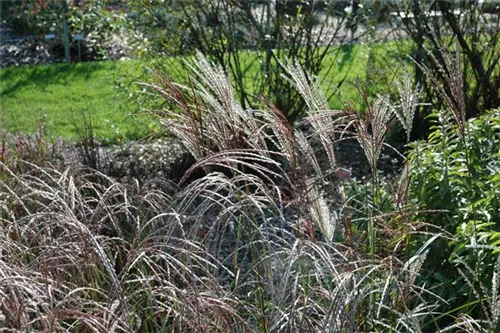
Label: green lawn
xmin=0 ymin=42 xmax=408 ymax=142
xmin=0 ymin=60 xmax=157 ymax=143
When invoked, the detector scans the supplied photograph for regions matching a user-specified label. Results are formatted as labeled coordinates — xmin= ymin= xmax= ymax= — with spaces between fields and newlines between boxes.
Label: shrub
xmin=129 ymin=0 xmax=356 ymax=124
xmin=408 ymin=108 xmax=500 ymax=325
xmin=1 ymin=0 xmax=129 ymax=61
xmin=389 ymin=1 xmax=500 ymax=138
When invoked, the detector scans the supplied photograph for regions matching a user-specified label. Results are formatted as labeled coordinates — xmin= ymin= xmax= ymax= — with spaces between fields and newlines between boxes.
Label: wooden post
xmin=63 ymin=1 xmax=70 ymax=62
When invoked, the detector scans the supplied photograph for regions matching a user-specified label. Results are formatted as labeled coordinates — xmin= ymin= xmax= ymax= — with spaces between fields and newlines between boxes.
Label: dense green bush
xmin=410 ymin=109 xmax=500 ymax=233
xmin=408 ymin=108 xmax=500 ymax=325
xmin=1 ymin=0 xmax=61 ymax=35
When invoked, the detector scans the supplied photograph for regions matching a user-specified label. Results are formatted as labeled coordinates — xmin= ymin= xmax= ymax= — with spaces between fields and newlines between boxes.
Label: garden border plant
xmin=1 ymin=47 xmax=499 ymax=332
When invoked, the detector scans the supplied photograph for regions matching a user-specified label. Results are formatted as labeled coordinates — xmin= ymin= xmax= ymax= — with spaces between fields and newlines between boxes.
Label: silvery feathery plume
xmin=413 ymin=37 xmax=467 ymax=137
xmin=353 ymin=94 xmax=395 ymax=177
xmin=393 ymin=72 xmax=427 ymax=142
xmin=281 ymin=59 xmax=344 ymax=170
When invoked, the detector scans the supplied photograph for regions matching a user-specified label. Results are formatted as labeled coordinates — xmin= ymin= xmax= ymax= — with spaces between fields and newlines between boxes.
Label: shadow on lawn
xmin=0 ymin=61 xmax=115 ymax=97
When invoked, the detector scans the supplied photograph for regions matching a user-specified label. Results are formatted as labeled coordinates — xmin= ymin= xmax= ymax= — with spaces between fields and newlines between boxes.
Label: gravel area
xmin=0 ymin=25 xmax=54 ymax=67
xmin=97 ymin=137 xmax=194 ymax=183
xmin=94 ymin=136 xmax=402 ymax=182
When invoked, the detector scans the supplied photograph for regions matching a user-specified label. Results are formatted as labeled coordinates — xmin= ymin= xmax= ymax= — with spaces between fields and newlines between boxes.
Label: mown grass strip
xmin=0 ymin=41 xmax=409 ymax=142
xmin=0 ymin=60 xmax=156 ymax=143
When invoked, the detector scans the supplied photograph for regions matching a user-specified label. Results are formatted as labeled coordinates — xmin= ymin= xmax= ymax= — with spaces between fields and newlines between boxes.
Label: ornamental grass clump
xmin=139 ymin=52 xmax=443 ymax=331
xmin=0 ymin=160 xmax=440 ymax=331
xmin=4 ymin=51 xmax=497 ymax=332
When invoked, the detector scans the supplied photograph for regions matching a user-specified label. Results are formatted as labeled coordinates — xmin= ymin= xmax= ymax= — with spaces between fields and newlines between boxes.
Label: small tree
xmin=129 ymin=0 xmax=355 ymax=123
xmin=389 ymin=0 xmax=500 ymax=138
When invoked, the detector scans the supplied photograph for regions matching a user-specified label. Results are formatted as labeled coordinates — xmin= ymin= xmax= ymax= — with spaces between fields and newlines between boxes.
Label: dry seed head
xmin=412 ymin=37 xmax=467 ymax=137
xmin=394 ymin=72 xmax=426 ymax=141
xmin=354 ymin=95 xmax=395 ymax=175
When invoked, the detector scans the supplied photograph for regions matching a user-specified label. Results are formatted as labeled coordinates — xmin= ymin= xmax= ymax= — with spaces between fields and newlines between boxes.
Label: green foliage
xmin=125 ymin=0 xmax=197 ymax=56
xmin=408 ymin=108 xmax=500 ymax=321
xmin=409 ymin=108 xmax=500 ymax=236
xmin=68 ymin=1 xmax=131 ymax=58
xmin=2 ymin=0 xmax=64 ymax=35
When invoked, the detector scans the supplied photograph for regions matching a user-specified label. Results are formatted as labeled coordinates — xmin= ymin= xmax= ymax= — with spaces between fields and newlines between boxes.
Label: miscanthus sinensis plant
xmin=0 ymin=159 xmax=431 ymax=332
xmin=3 ymin=51 xmax=496 ymax=332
